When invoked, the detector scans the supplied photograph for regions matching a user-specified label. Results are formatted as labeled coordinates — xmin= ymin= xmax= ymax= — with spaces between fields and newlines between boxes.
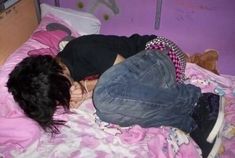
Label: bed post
xmin=34 ymin=0 xmax=41 ymax=22
xmin=155 ymin=0 xmax=162 ymax=30
xmin=54 ymin=0 xmax=60 ymax=7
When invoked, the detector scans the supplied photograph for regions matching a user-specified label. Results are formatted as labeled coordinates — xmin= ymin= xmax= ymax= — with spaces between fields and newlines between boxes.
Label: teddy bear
xmin=185 ymin=49 xmax=219 ymax=75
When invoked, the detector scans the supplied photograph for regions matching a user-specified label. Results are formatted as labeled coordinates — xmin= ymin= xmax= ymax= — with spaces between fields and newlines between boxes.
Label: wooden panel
xmin=0 ymin=0 xmax=39 ymax=65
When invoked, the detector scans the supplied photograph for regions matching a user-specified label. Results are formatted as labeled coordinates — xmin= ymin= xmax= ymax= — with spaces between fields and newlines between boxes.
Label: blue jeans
xmin=93 ymin=49 xmax=201 ymax=133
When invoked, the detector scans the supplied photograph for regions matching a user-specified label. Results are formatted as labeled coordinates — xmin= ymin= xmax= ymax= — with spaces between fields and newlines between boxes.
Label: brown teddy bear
xmin=185 ymin=49 xmax=219 ymax=75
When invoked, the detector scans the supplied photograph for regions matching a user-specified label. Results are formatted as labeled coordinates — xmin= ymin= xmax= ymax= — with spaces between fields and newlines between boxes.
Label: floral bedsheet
xmin=8 ymin=63 xmax=235 ymax=158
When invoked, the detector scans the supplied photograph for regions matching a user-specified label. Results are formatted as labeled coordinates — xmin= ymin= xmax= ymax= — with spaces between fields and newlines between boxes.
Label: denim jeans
xmin=93 ymin=49 xmax=201 ymax=133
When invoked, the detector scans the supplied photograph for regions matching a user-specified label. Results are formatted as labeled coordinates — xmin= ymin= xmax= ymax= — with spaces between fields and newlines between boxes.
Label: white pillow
xmin=40 ymin=3 xmax=101 ymax=35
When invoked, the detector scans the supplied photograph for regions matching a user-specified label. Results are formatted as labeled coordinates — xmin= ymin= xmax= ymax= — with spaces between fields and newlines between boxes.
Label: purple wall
xmin=40 ymin=0 xmax=235 ymax=75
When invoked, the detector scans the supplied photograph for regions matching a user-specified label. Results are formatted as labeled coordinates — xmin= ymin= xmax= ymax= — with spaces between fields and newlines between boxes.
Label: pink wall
xmin=40 ymin=0 xmax=235 ymax=75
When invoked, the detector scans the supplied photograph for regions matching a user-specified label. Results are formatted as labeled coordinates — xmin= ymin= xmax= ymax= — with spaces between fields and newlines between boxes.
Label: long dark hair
xmin=7 ymin=55 xmax=71 ymax=134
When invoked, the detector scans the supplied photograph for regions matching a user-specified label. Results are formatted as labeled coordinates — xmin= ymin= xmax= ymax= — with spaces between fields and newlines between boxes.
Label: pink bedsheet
xmin=3 ymin=10 xmax=234 ymax=158
xmin=2 ymin=63 xmax=234 ymax=158
xmin=6 ymin=99 xmax=201 ymax=158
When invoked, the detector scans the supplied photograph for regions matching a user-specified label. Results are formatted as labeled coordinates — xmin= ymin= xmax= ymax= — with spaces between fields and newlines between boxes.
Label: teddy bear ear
xmin=199 ymin=49 xmax=220 ymax=75
xmin=199 ymin=49 xmax=218 ymax=62
xmin=204 ymin=49 xmax=219 ymax=59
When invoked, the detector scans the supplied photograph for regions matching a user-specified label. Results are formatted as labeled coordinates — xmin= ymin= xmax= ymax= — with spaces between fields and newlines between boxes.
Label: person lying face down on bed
xmin=7 ymin=34 xmax=220 ymax=157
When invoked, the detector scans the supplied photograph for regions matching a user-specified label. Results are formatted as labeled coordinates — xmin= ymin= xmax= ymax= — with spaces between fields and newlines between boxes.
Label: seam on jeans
xmin=96 ymin=89 xmax=151 ymax=120
xmin=104 ymin=83 xmax=168 ymax=108
xmin=97 ymin=51 xmax=178 ymax=114
xmin=137 ymin=52 xmax=175 ymax=84
xmin=98 ymin=109 xmax=148 ymax=121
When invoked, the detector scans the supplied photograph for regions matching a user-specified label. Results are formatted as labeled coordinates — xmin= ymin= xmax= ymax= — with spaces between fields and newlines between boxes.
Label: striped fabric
xmin=145 ymin=36 xmax=186 ymax=82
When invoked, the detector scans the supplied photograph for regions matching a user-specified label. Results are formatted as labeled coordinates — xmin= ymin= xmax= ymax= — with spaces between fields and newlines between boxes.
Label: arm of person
xmin=69 ymin=81 xmax=84 ymax=108
xmin=70 ymin=54 xmax=125 ymax=108
xmin=81 ymin=54 xmax=125 ymax=93
xmin=70 ymin=79 xmax=98 ymax=109
xmin=85 ymin=54 xmax=125 ymax=91
xmin=85 ymin=53 xmax=124 ymax=87
xmin=114 ymin=54 xmax=125 ymax=65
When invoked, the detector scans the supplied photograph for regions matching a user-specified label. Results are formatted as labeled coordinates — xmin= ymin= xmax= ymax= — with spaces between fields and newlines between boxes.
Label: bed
xmin=0 ymin=1 xmax=235 ymax=158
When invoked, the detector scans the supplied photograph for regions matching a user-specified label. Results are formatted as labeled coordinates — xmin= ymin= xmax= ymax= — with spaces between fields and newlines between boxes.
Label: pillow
xmin=40 ymin=3 xmax=101 ymax=35
xmin=0 ymin=14 xmax=80 ymax=155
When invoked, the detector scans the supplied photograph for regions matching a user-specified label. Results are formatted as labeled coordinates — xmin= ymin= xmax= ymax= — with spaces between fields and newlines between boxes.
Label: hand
xmin=114 ymin=54 xmax=125 ymax=65
xmin=69 ymin=81 xmax=85 ymax=109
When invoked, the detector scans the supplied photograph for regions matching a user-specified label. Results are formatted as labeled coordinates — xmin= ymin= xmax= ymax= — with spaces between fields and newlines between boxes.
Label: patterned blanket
xmin=6 ymin=63 xmax=235 ymax=158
